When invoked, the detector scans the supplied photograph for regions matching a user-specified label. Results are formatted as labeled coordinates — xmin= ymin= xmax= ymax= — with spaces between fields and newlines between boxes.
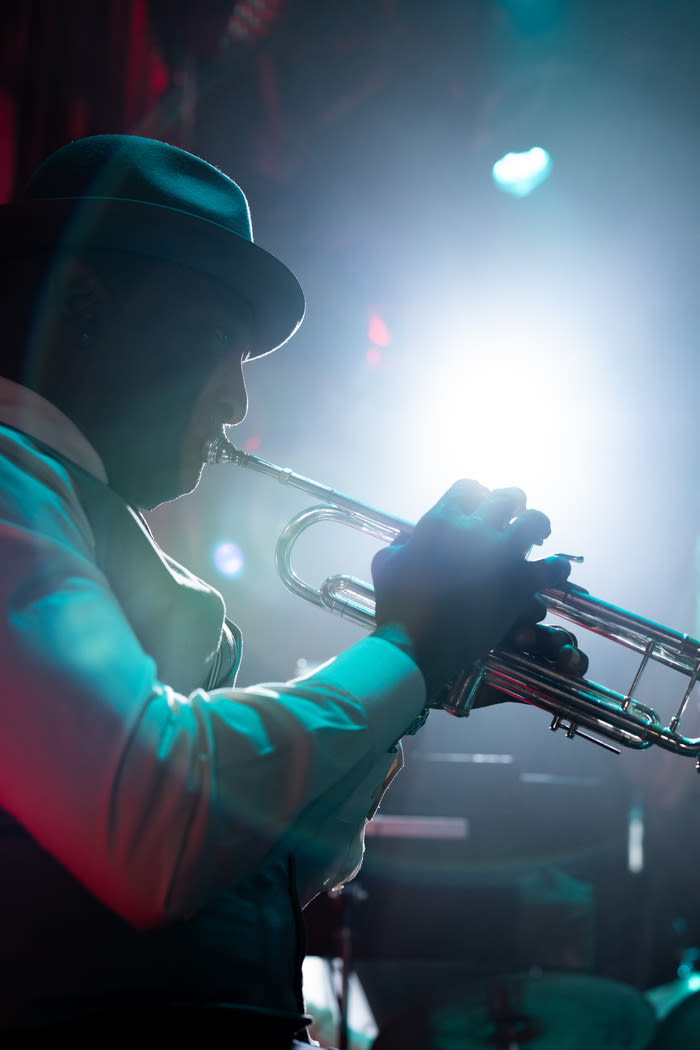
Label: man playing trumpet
xmin=0 ymin=135 xmax=584 ymax=1043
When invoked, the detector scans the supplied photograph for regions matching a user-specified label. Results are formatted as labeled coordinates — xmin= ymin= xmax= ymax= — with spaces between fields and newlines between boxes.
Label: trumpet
xmin=207 ymin=436 xmax=700 ymax=762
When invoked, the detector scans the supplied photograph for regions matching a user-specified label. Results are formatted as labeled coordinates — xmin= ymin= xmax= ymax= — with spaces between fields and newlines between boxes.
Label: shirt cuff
xmin=298 ymin=634 xmax=428 ymax=748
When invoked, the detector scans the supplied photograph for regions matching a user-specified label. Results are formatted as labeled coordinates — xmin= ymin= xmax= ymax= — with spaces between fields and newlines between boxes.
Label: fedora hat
xmin=0 ymin=134 xmax=305 ymax=357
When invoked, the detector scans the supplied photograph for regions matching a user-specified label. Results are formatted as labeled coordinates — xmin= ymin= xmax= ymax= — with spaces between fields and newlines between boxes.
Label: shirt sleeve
xmin=0 ymin=445 xmax=426 ymax=929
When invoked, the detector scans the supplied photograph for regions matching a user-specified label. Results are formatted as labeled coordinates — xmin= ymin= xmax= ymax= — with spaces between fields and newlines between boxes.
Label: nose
xmin=217 ymin=360 xmax=248 ymax=426
xmin=223 ymin=378 xmax=248 ymax=426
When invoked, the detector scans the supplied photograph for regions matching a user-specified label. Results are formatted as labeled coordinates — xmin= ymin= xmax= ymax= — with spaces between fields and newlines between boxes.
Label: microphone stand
xmin=329 ymin=882 xmax=366 ymax=1050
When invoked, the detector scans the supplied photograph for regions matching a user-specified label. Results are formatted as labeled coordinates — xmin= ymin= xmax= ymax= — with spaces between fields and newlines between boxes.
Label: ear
xmin=50 ymin=259 xmax=108 ymax=343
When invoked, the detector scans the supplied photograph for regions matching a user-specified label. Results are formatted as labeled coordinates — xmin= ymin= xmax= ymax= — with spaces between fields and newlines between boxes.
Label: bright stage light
xmin=395 ymin=309 xmax=618 ymax=554
xmin=492 ymin=147 xmax=552 ymax=197
xmin=410 ymin=327 xmax=569 ymax=493
xmin=213 ymin=541 xmax=244 ymax=577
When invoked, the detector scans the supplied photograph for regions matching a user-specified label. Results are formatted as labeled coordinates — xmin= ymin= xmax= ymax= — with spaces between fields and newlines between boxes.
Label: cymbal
xmin=645 ymin=973 xmax=700 ymax=1022
xmin=649 ymin=987 xmax=700 ymax=1048
xmin=372 ymin=972 xmax=657 ymax=1049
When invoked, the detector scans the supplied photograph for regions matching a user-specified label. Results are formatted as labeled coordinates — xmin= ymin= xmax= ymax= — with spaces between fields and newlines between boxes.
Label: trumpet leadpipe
xmin=206 ymin=435 xmax=409 ymax=539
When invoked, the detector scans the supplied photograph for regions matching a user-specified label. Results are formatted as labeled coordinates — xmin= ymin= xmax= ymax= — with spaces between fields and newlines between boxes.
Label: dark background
xmin=3 ymin=0 xmax=700 ymax=1033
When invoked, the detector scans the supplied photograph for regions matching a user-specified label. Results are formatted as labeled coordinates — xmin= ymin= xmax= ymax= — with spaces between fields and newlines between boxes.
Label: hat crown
xmin=1 ymin=134 xmax=304 ymax=355
xmin=24 ymin=134 xmax=254 ymax=243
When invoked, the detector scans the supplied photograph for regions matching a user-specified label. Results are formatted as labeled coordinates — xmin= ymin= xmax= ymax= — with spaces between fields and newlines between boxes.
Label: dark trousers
xmin=4 ymin=1008 xmax=324 ymax=1047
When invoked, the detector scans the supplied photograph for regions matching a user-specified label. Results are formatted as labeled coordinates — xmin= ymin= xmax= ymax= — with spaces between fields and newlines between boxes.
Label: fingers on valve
xmin=519 ymin=594 xmax=549 ymax=626
xmin=441 ymin=478 xmax=491 ymax=516
xmin=471 ymin=486 xmax=527 ymax=528
xmin=536 ymin=624 xmax=589 ymax=677
xmin=505 ymin=507 xmax=552 ymax=552
xmin=527 ymin=553 xmax=572 ymax=591
xmin=558 ymin=644 xmax=589 ymax=677
xmin=508 ymin=623 xmax=590 ymax=677
xmin=531 ymin=624 xmax=579 ymax=661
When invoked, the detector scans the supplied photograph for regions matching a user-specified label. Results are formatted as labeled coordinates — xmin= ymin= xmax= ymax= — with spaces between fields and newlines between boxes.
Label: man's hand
xmin=467 ymin=622 xmax=590 ymax=710
xmin=509 ymin=622 xmax=589 ymax=676
xmin=371 ymin=479 xmax=573 ymax=697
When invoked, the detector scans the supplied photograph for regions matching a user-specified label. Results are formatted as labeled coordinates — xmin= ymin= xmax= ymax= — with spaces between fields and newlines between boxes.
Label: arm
xmin=0 ymin=447 xmax=426 ymax=930
xmin=0 ymin=447 xmax=570 ymax=931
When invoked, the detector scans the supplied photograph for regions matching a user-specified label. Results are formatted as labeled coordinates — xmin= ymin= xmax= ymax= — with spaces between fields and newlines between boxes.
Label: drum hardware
xmin=369 ymin=971 xmax=658 ymax=1049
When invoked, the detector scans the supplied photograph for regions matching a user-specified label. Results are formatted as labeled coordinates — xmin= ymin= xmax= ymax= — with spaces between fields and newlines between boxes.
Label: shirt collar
xmin=0 ymin=378 xmax=109 ymax=483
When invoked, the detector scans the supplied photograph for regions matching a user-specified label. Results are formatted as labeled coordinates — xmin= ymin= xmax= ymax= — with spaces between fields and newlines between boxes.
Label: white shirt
xmin=0 ymin=379 xmax=426 ymax=929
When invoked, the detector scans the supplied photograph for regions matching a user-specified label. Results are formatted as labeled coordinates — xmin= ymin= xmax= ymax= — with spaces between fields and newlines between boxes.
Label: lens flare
xmin=492 ymin=147 xmax=552 ymax=197
xmin=213 ymin=541 xmax=244 ymax=576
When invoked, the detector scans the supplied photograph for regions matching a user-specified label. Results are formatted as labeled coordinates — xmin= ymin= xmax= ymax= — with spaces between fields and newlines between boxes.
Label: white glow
xmin=492 ymin=147 xmax=552 ymax=197
xmin=213 ymin=541 xmax=244 ymax=576
xmin=408 ymin=320 xmax=608 ymax=510
xmin=302 ymin=957 xmax=378 ymax=1048
xmin=628 ymin=805 xmax=644 ymax=874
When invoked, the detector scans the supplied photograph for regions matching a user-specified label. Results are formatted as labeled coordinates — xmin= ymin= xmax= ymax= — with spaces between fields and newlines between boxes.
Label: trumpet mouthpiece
xmin=204 ymin=436 xmax=240 ymax=464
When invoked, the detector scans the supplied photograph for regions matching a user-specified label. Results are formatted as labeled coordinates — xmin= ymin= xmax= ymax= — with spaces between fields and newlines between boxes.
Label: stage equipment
xmin=648 ymin=985 xmax=700 ymax=1046
xmin=207 ymin=437 xmax=700 ymax=762
xmin=370 ymin=972 xmax=657 ymax=1049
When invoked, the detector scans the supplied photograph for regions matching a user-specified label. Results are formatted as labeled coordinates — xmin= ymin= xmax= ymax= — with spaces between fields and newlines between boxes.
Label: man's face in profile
xmin=84 ymin=261 xmax=253 ymax=509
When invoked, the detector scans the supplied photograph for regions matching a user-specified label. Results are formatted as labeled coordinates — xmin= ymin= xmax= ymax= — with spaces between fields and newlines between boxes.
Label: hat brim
xmin=0 ymin=196 xmax=305 ymax=358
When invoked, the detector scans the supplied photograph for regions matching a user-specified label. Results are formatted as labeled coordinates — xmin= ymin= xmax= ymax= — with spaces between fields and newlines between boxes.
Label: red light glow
xmin=244 ymin=434 xmax=262 ymax=452
xmin=368 ymin=313 xmax=390 ymax=347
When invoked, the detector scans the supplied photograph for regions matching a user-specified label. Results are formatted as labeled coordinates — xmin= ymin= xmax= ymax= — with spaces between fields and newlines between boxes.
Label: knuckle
xmin=447 ymin=478 xmax=490 ymax=511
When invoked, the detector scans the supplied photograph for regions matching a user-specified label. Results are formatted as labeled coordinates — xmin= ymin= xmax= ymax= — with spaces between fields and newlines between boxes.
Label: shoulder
xmin=0 ymin=425 xmax=95 ymax=555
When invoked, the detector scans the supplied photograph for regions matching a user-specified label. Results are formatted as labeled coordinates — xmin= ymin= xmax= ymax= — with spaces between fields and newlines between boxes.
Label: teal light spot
xmin=492 ymin=146 xmax=552 ymax=197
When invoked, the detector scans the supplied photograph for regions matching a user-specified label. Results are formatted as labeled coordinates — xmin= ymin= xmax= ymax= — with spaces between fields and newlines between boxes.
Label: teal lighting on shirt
xmin=492 ymin=147 xmax=552 ymax=197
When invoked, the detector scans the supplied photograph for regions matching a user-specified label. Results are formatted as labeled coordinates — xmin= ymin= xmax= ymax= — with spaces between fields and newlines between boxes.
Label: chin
xmin=127 ymin=462 xmax=204 ymax=511
xmin=157 ymin=465 xmax=204 ymax=509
